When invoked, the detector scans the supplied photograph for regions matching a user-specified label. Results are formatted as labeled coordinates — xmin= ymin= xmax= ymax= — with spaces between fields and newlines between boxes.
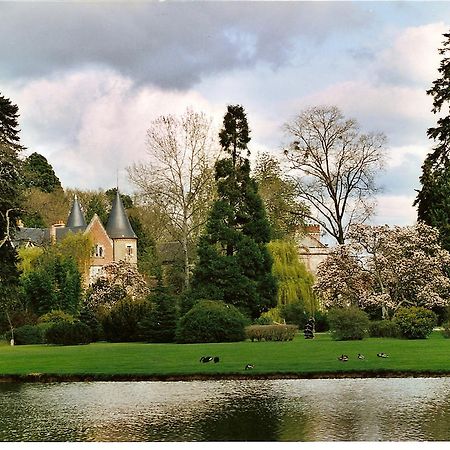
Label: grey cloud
xmin=1 ymin=2 xmax=370 ymax=89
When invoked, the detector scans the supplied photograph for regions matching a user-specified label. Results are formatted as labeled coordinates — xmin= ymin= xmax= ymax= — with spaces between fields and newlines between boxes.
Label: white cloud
xmin=373 ymin=194 xmax=417 ymax=227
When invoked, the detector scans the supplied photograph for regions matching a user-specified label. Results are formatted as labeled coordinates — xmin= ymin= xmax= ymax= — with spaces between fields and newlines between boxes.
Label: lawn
xmin=1 ymin=332 xmax=450 ymax=380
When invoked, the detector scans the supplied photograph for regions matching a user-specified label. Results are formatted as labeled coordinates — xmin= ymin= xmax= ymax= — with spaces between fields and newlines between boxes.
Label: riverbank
xmin=1 ymin=332 xmax=450 ymax=382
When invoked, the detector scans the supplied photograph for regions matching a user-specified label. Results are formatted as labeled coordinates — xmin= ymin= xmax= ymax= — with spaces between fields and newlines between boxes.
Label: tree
xmin=283 ymin=106 xmax=386 ymax=244
xmin=0 ymin=93 xmax=25 ymax=338
xmin=254 ymin=152 xmax=308 ymax=239
xmin=415 ymin=32 xmax=450 ymax=250
xmin=190 ymin=105 xmax=277 ymax=319
xmin=315 ymin=223 xmax=450 ymax=318
xmin=129 ymin=108 xmax=219 ymax=290
xmin=22 ymin=152 xmax=62 ymax=193
xmin=85 ymin=260 xmax=149 ymax=310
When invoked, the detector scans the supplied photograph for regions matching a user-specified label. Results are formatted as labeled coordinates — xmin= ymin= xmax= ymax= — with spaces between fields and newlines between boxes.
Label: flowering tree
xmin=86 ymin=260 xmax=149 ymax=310
xmin=315 ymin=222 xmax=450 ymax=317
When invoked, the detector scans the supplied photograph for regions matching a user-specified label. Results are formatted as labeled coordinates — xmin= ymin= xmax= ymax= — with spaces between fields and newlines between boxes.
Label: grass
xmin=1 ymin=332 xmax=450 ymax=380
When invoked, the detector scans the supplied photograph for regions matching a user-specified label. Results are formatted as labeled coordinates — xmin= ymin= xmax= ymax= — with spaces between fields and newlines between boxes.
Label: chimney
xmin=50 ymin=221 xmax=65 ymax=244
xmin=304 ymin=224 xmax=321 ymax=242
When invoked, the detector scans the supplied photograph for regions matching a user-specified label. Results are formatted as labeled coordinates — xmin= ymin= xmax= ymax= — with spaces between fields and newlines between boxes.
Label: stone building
xmin=15 ymin=191 xmax=137 ymax=284
xmin=296 ymin=225 xmax=330 ymax=275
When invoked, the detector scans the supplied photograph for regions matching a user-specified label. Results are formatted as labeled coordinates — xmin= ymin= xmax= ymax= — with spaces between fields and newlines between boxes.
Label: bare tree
xmin=128 ymin=109 xmax=219 ymax=290
xmin=283 ymin=106 xmax=386 ymax=244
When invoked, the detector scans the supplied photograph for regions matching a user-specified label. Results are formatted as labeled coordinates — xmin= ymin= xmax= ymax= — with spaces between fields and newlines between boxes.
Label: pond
xmin=1 ymin=377 xmax=450 ymax=441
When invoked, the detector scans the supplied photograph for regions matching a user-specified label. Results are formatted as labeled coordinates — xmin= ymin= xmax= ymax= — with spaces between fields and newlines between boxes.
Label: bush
xmin=253 ymin=315 xmax=274 ymax=325
xmin=328 ymin=306 xmax=369 ymax=340
xmin=176 ymin=300 xmax=248 ymax=343
xmin=45 ymin=321 xmax=92 ymax=345
xmin=102 ymin=297 xmax=153 ymax=342
xmin=313 ymin=310 xmax=329 ymax=332
xmin=38 ymin=310 xmax=75 ymax=324
xmin=368 ymin=320 xmax=401 ymax=338
xmin=245 ymin=324 xmax=297 ymax=341
xmin=279 ymin=302 xmax=309 ymax=329
xmin=78 ymin=308 xmax=103 ymax=342
xmin=5 ymin=325 xmax=45 ymax=345
xmin=393 ymin=306 xmax=437 ymax=339
xmin=442 ymin=321 xmax=450 ymax=338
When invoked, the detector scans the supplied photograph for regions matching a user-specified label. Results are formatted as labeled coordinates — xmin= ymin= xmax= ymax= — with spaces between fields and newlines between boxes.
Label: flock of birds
xmin=199 ymin=352 xmax=391 ymax=369
xmin=338 ymin=352 xmax=389 ymax=362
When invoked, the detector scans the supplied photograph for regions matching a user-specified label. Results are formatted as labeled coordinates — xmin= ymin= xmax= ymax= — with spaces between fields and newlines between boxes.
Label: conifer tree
xmin=190 ymin=105 xmax=277 ymax=319
xmin=415 ymin=32 xmax=450 ymax=249
xmin=23 ymin=152 xmax=62 ymax=193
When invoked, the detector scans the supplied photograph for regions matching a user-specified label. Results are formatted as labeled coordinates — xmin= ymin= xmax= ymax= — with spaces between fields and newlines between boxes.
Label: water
xmin=1 ymin=378 xmax=450 ymax=441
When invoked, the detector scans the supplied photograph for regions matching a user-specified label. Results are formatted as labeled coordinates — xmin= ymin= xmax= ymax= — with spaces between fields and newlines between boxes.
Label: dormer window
xmin=95 ymin=244 xmax=104 ymax=258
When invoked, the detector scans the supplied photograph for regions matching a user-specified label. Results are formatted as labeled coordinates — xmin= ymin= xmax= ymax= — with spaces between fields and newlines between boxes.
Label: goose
xmin=338 ymin=354 xmax=349 ymax=362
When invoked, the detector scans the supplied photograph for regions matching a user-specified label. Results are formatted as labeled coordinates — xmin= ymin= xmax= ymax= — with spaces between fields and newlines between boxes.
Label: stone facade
xmin=297 ymin=225 xmax=330 ymax=275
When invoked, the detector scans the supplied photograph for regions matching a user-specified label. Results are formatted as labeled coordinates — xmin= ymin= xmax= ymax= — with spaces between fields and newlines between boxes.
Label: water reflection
xmin=1 ymin=378 xmax=450 ymax=441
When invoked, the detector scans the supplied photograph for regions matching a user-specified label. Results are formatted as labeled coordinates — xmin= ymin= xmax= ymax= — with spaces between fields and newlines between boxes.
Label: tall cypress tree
xmin=190 ymin=105 xmax=277 ymax=319
xmin=415 ymin=32 xmax=450 ymax=249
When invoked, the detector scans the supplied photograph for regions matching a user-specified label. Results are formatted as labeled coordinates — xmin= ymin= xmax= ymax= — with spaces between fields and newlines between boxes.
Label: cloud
xmin=373 ymin=194 xmax=417 ymax=227
xmin=0 ymin=2 xmax=369 ymax=89
xmin=7 ymin=69 xmax=218 ymax=191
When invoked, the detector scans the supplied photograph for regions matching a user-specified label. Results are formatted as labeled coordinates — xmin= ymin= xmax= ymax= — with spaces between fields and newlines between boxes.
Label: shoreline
xmin=2 ymin=370 xmax=450 ymax=383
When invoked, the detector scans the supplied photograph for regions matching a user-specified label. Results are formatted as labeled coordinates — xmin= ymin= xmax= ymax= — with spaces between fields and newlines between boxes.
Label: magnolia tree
xmin=315 ymin=222 xmax=450 ymax=317
xmin=86 ymin=260 xmax=149 ymax=310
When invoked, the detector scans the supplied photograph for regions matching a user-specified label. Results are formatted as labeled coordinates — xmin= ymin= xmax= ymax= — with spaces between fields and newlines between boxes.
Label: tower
xmin=105 ymin=191 xmax=137 ymax=265
xmin=66 ymin=194 xmax=87 ymax=228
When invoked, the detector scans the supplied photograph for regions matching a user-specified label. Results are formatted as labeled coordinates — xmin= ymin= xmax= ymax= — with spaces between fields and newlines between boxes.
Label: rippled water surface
xmin=1 ymin=378 xmax=450 ymax=441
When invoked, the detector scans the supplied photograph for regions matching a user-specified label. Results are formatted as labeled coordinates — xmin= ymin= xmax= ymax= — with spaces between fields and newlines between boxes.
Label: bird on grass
xmin=245 ymin=364 xmax=254 ymax=370
xmin=377 ymin=353 xmax=389 ymax=358
xmin=357 ymin=354 xmax=365 ymax=360
xmin=338 ymin=355 xmax=349 ymax=362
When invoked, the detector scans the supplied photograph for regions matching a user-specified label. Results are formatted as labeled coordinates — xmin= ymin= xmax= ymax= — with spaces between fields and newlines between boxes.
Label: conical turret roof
xmin=106 ymin=191 xmax=137 ymax=239
xmin=66 ymin=195 xmax=87 ymax=228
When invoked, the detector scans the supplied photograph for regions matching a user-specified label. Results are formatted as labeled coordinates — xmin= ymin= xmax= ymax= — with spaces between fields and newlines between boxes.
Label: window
xmin=95 ymin=244 xmax=104 ymax=258
xmin=126 ymin=245 xmax=133 ymax=256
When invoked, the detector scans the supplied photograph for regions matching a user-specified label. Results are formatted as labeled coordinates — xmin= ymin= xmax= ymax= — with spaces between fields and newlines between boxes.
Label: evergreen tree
xmin=0 ymin=93 xmax=24 ymax=320
xmin=22 ymin=152 xmax=62 ymax=193
xmin=415 ymin=32 xmax=450 ymax=249
xmin=138 ymin=283 xmax=178 ymax=342
xmin=190 ymin=105 xmax=277 ymax=319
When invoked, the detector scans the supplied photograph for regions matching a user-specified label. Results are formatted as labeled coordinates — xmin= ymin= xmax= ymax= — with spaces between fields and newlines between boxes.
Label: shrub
xmin=45 ymin=321 xmax=92 ymax=345
xmin=368 ymin=320 xmax=401 ymax=338
xmin=313 ymin=310 xmax=329 ymax=332
xmin=176 ymin=300 xmax=248 ymax=343
xmin=5 ymin=325 xmax=45 ymax=345
xmin=328 ymin=306 xmax=369 ymax=340
xmin=38 ymin=310 xmax=75 ymax=324
xmin=138 ymin=288 xmax=178 ymax=343
xmin=393 ymin=306 xmax=437 ymax=339
xmin=442 ymin=321 xmax=450 ymax=338
xmin=78 ymin=308 xmax=103 ymax=342
xmin=102 ymin=297 xmax=153 ymax=342
xmin=279 ymin=302 xmax=309 ymax=329
xmin=245 ymin=324 xmax=297 ymax=342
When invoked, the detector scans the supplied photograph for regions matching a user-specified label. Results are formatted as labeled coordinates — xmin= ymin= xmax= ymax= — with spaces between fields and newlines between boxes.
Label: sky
xmin=1 ymin=0 xmax=449 ymax=228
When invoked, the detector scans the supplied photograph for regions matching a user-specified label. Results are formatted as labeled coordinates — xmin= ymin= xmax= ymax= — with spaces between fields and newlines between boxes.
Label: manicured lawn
xmin=1 ymin=332 xmax=450 ymax=379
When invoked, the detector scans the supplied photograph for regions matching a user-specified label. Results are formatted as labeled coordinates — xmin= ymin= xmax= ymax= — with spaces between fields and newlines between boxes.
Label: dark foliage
xmin=45 ymin=321 xmax=93 ymax=345
xmin=280 ymin=302 xmax=309 ymax=329
xmin=368 ymin=320 xmax=401 ymax=338
xmin=176 ymin=300 xmax=248 ymax=343
xmin=328 ymin=306 xmax=370 ymax=340
xmin=102 ymin=297 xmax=153 ymax=342
xmin=78 ymin=307 xmax=103 ymax=342
xmin=138 ymin=285 xmax=178 ymax=343
xmin=190 ymin=105 xmax=277 ymax=319
xmin=5 ymin=324 xmax=45 ymax=345
xmin=313 ymin=310 xmax=329 ymax=332
xmin=22 ymin=152 xmax=62 ymax=193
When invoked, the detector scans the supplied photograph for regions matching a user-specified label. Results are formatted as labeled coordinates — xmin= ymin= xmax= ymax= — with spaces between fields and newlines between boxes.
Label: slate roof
xmin=105 ymin=191 xmax=137 ymax=239
xmin=13 ymin=227 xmax=51 ymax=247
xmin=66 ymin=195 xmax=87 ymax=228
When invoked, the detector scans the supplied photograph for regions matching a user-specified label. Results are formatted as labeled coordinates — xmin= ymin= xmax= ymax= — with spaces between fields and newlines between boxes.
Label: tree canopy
xmin=190 ymin=105 xmax=277 ymax=319
xmin=23 ymin=152 xmax=62 ymax=193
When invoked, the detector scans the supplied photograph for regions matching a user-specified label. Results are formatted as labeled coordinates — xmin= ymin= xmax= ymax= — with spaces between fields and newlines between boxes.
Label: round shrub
xmin=368 ymin=320 xmax=401 ymax=338
xmin=280 ymin=302 xmax=309 ymax=329
xmin=393 ymin=306 xmax=437 ymax=339
xmin=45 ymin=321 xmax=92 ymax=345
xmin=176 ymin=300 xmax=248 ymax=343
xmin=78 ymin=308 xmax=103 ymax=342
xmin=5 ymin=325 xmax=45 ymax=345
xmin=38 ymin=310 xmax=75 ymax=324
xmin=442 ymin=321 xmax=450 ymax=339
xmin=328 ymin=306 xmax=369 ymax=340
xmin=102 ymin=297 xmax=153 ymax=342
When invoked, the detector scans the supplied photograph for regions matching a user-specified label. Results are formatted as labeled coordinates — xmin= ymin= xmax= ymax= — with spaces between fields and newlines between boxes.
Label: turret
xmin=106 ymin=191 xmax=137 ymax=264
xmin=67 ymin=194 xmax=87 ymax=228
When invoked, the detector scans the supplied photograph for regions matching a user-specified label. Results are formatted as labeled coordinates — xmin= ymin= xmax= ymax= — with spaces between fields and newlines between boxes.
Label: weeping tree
xmin=265 ymin=240 xmax=317 ymax=323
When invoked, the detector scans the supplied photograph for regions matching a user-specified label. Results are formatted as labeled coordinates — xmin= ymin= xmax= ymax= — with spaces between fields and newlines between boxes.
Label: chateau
xmin=15 ymin=191 xmax=137 ymax=284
